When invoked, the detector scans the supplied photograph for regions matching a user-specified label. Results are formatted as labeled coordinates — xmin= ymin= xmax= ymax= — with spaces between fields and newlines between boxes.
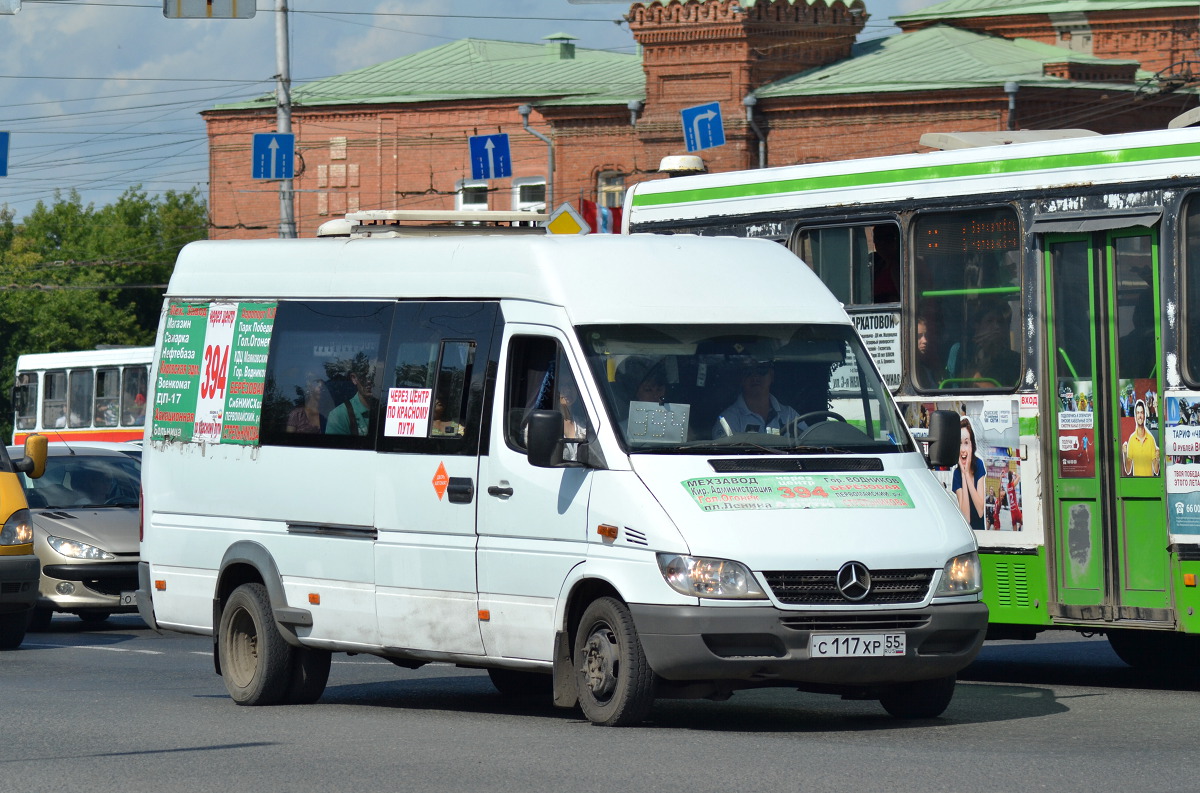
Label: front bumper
xmin=630 ymin=600 xmax=988 ymax=686
xmin=0 ymin=555 xmax=41 ymax=614
xmin=38 ymin=560 xmax=139 ymax=613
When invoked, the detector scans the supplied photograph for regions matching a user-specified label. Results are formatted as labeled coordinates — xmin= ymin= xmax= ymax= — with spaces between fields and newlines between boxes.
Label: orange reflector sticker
xmin=308 ymin=593 xmax=321 ymax=605
xmin=1186 ymin=573 xmax=1197 ymax=587
xmin=478 ymin=609 xmax=491 ymax=621
xmin=597 ymin=524 xmax=619 ymax=540
xmin=154 ymin=580 xmax=166 ymax=591
xmin=432 ymin=462 xmax=449 ymax=500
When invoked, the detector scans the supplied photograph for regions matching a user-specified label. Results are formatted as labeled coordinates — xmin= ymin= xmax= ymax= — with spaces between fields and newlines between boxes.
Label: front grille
xmin=763 ymin=569 xmax=934 ymax=605
xmin=779 ymin=613 xmax=931 ymax=631
xmin=709 ymin=458 xmax=884 ymax=473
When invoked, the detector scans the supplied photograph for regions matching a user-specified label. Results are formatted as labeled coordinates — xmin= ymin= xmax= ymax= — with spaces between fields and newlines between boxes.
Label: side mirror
xmin=14 ymin=434 xmax=48 ymax=479
xmin=925 ymin=410 xmax=960 ymax=469
xmin=526 ymin=410 xmax=565 ymax=468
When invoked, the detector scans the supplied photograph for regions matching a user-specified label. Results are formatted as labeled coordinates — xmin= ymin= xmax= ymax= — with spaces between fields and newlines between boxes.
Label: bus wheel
xmin=574 ymin=597 xmax=655 ymax=726
xmin=0 ymin=612 xmax=29 ymax=650
xmin=285 ymin=646 xmax=332 ymax=705
xmin=1106 ymin=629 xmax=1191 ymax=671
xmin=488 ymin=668 xmax=552 ymax=698
xmin=218 ymin=582 xmax=294 ymax=705
xmin=879 ymin=675 xmax=956 ymax=719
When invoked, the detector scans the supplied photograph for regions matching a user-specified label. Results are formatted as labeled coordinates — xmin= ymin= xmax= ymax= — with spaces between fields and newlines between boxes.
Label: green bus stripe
xmin=630 ymin=142 xmax=1200 ymax=209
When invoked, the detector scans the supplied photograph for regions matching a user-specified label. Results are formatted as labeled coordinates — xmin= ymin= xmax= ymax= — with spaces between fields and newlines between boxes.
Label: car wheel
xmin=574 ymin=597 xmax=655 ymax=726
xmin=78 ymin=611 xmax=112 ymax=625
xmin=0 ymin=611 xmax=29 ymax=650
xmin=26 ymin=607 xmax=53 ymax=633
xmin=218 ymin=582 xmax=294 ymax=705
xmin=285 ymin=646 xmax=332 ymax=705
xmin=879 ymin=675 xmax=956 ymax=719
xmin=488 ymin=667 xmax=552 ymax=698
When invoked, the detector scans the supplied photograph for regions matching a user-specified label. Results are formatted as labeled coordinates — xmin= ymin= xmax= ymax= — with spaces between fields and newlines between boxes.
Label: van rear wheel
xmin=219 ymin=582 xmax=293 ymax=705
xmin=879 ymin=675 xmax=956 ymax=719
xmin=574 ymin=597 xmax=655 ymax=726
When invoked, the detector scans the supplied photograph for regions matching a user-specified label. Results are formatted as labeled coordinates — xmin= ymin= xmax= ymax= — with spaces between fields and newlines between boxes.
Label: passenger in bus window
xmin=915 ymin=311 xmax=945 ymax=388
xmin=952 ymin=416 xmax=986 ymax=531
xmin=325 ymin=354 xmax=376 ymax=437
xmin=965 ymin=298 xmax=1019 ymax=388
xmin=1121 ymin=398 xmax=1160 ymax=477
xmin=123 ymin=393 xmax=146 ymax=426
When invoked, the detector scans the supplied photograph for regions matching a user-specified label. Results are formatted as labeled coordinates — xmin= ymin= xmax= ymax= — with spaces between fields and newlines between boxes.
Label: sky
xmin=0 ymin=0 xmax=938 ymax=223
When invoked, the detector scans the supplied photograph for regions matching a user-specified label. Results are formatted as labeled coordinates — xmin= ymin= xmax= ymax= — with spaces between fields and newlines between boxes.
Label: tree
xmin=0 ymin=187 xmax=208 ymax=440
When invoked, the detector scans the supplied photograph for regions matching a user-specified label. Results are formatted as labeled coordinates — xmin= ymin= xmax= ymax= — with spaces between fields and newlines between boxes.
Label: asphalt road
xmin=3 ymin=615 xmax=1196 ymax=793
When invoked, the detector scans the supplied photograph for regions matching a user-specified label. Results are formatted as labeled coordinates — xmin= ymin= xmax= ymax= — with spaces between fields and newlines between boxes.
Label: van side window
xmin=379 ymin=301 xmax=499 ymax=456
xmin=260 ymin=301 xmax=393 ymax=450
xmin=504 ymin=336 xmax=591 ymax=453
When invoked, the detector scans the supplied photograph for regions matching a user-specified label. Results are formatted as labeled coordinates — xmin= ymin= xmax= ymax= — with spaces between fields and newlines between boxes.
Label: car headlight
xmin=657 ymin=553 xmax=767 ymax=600
xmin=934 ymin=552 xmax=981 ymax=597
xmin=0 ymin=508 xmax=34 ymax=547
xmin=47 ymin=535 xmax=115 ymax=561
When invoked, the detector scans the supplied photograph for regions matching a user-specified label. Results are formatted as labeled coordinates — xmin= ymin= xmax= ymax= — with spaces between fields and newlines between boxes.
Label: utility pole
xmin=276 ymin=0 xmax=295 ymax=238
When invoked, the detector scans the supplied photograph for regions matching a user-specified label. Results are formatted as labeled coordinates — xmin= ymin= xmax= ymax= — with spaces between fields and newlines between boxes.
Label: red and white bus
xmin=12 ymin=347 xmax=152 ymax=444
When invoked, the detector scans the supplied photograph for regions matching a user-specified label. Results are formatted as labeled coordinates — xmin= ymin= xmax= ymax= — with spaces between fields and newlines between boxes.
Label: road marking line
xmin=21 ymin=643 xmax=162 ymax=655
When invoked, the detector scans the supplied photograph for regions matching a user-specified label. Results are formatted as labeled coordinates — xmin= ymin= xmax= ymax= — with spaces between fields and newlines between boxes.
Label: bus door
xmin=1044 ymin=229 xmax=1169 ymax=624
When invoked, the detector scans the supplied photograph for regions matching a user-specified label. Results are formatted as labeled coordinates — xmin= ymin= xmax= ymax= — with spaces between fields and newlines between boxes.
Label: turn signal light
xmin=308 ymin=593 xmax=321 ymax=605
xmin=154 ymin=580 xmax=166 ymax=591
xmin=1185 ymin=573 xmax=1197 ymax=587
xmin=597 ymin=524 xmax=619 ymax=540
xmin=478 ymin=609 xmax=491 ymax=621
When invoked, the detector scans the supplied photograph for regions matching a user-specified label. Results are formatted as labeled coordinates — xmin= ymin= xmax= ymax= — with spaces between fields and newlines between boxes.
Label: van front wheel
xmin=574 ymin=597 xmax=655 ymax=726
xmin=218 ymin=582 xmax=294 ymax=706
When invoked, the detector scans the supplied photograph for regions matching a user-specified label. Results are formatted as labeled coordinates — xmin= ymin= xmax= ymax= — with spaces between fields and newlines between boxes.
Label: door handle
xmin=487 ymin=485 xmax=514 ymax=498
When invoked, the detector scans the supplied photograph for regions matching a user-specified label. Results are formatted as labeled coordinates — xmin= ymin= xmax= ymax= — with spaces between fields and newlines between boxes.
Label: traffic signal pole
xmin=276 ymin=0 xmax=296 ymax=238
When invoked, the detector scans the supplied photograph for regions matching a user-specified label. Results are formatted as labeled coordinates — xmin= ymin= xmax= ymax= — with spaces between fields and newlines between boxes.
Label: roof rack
xmin=318 ymin=209 xmax=550 ymax=238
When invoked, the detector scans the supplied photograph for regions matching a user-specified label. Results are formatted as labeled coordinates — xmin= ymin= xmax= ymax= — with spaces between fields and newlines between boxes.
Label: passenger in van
xmin=618 ymin=357 xmax=667 ymax=410
xmin=952 ymin=416 xmax=986 ymax=531
xmin=431 ymin=397 xmax=462 ymax=436
xmin=287 ymin=374 xmax=327 ymax=434
xmin=557 ymin=370 xmax=589 ymax=461
xmin=325 ymin=356 xmax=376 ymax=437
xmin=712 ymin=360 xmax=801 ymax=437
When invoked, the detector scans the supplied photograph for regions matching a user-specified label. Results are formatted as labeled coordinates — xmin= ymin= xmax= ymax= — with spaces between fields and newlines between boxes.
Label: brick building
xmin=204 ymin=0 xmax=1200 ymax=239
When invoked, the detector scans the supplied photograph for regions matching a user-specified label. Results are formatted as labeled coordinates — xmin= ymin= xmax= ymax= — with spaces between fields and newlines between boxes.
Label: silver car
xmin=7 ymin=442 xmax=141 ymax=630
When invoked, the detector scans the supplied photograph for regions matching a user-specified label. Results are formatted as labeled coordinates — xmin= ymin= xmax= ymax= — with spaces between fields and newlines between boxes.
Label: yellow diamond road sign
xmin=545 ymin=203 xmax=589 ymax=235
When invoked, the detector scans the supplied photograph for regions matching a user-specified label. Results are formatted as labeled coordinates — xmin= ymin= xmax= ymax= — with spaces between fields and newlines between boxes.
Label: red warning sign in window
xmin=432 ymin=462 xmax=449 ymax=500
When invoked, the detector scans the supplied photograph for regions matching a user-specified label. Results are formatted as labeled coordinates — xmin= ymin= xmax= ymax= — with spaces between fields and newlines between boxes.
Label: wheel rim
xmin=581 ymin=622 xmax=620 ymax=702
xmin=225 ymin=604 xmax=260 ymax=689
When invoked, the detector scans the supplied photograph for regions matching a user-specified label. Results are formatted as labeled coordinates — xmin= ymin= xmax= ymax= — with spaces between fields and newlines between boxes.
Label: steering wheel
xmin=793 ymin=410 xmax=847 ymax=426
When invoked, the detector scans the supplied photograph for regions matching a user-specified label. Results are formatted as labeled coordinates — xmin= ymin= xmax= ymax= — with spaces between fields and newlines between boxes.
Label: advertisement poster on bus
xmin=848 ymin=310 xmax=901 ymax=392
xmin=151 ymin=300 xmax=276 ymax=445
xmin=1118 ymin=378 xmax=1160 ymax=478
xmin=1056 ymin=378 xmax=1095 ymax=479
xmin=1165 ymin=394 xmax=1200 ymax=535
xmin=903 ymin=398 xmax=1023 ymax=532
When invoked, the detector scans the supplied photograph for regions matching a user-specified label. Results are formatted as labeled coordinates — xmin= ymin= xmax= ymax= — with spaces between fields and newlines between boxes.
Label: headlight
xmin=47 ymin=535 xmax=114 ymax=561
xmin=657 ymin=553 xmax=767 ymax=600
xmin=0 ymin=508 xmax=34 ymax=546
xmin=934 ymin=552 xmax=981 ymax=596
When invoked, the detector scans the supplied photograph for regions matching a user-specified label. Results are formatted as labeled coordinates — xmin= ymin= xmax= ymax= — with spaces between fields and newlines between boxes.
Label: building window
xmin=512 ymin=177 xmax=546 ymax=212
xmin=598 ymin=172 xmax=625 ymax=209
xmin=456 ymin=179 xmax=489 ymax=211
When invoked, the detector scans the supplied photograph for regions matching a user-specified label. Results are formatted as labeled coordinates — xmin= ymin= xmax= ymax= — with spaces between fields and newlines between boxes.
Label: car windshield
xmin=18 ymin=452 xmax=141 ymax=509
xmin=578 ymin=323 xmax=914 ymax=455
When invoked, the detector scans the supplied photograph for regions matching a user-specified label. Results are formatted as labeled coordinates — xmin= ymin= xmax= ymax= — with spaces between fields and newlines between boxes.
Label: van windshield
xmin=578 ymin=323 xmax=914 ymax=455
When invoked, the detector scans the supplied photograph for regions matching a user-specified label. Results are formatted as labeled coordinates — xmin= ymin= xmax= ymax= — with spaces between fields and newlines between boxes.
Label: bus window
xmin=121 ymin=366 xmax=148 ymax=426
xmin=1114 ymin=234 xmax=1156 ymax=382
xmin=68 ymin=370 xmax=93 ymax=428
xmin=13 ymin=374 xmax=37 ymax=431
xmin=913 ymin=207 xmax=1022 ymax=391
xmin=95 ymin=367 xmax=120 ymax=427
xmin=43 ymin=371 xmax=67 ymax=430
xmin=794 ymin=222 xmax=900 ymax=306
xmin=1183 ymin=197 xmax=1200 ymax=386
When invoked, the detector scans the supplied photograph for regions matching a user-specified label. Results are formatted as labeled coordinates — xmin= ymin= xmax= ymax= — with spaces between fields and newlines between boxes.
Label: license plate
xmin=810 ymin=632 xmax=905 ymax=658
xmin=118 ymin=591 xmax=137 ymax=607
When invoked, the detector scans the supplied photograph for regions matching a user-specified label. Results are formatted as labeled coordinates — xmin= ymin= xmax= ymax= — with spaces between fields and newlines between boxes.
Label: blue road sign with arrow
xmin=469 ymin=133 xmax=512 ymax=180
xmin=681 ymin=102 xmax=725 ymax=153
xmin=252 ymin=133 xmax=294 ymax=180
xmin=0 ymin=132 xmax=8 ymax=177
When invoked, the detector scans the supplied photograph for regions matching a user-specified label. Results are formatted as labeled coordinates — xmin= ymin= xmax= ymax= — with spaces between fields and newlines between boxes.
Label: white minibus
xmin=138 ymin=211 xmax=986 ymax=726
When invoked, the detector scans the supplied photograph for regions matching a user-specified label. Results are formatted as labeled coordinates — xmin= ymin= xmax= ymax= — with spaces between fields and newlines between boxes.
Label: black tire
xmin=488 ymin=667 xmax=552 ymax=698
xmin=285 ymin=646 xmax=332 ymax=705
xmin=78 ymin=611 xmax=111 ymax=625
xmin=218 ymin=582 xmax=294 ymax=706
xmin=0 ymin=612 xmax=28 ymax=650
xmin=880 ymin=675 xmax=956 ymax=719
xmin=1106 ymin=629 xmax=1192 ymax=671
xmin=574 ymin=597 xmax=655 ymax=726
xmin=26 ymin=607 xmax=53 ymax=633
